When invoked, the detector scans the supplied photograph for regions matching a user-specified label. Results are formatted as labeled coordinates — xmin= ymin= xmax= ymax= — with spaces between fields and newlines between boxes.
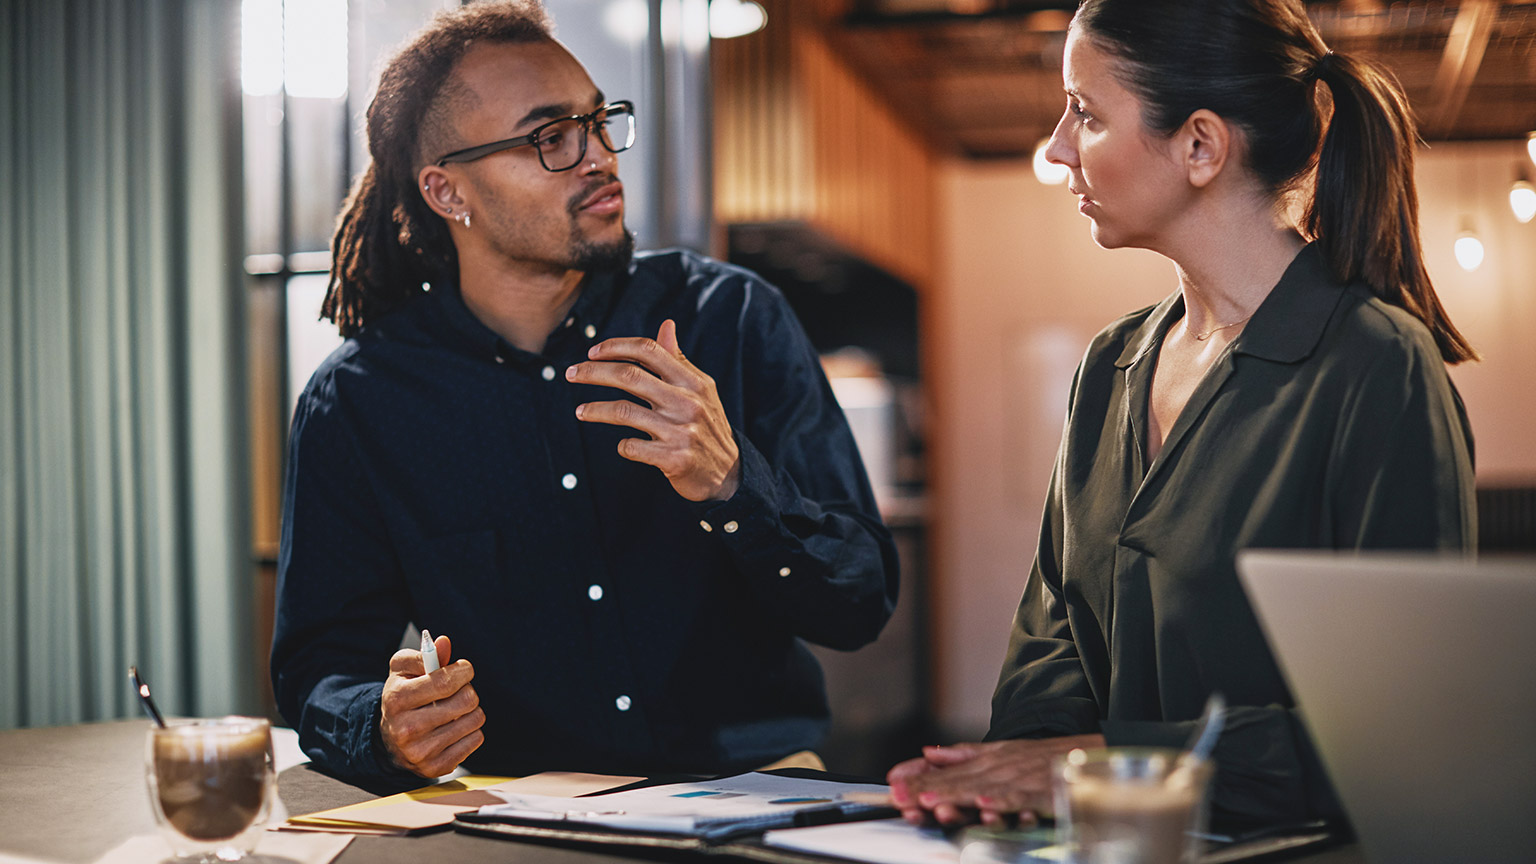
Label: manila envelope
xmin=281 ymin=771 xmax=643 ymax=835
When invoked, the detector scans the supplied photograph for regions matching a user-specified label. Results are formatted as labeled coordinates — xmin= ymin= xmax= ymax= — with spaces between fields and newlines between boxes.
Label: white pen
xmin=421 ymin=628 xmax=440 ymax=673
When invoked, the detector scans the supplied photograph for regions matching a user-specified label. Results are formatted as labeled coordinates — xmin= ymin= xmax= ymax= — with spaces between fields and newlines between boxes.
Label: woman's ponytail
xmin=1306 ymin=51 xmax=1478 ymax=364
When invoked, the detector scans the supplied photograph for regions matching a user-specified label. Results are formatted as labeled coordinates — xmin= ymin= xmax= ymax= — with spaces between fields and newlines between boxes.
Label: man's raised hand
xmin=568 ymin=319 xmax=742 ymax=501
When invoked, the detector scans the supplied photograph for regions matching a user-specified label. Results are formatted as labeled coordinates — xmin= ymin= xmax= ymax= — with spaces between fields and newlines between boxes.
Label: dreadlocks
xmin=322 ymin=1 xmax=553 ymax=337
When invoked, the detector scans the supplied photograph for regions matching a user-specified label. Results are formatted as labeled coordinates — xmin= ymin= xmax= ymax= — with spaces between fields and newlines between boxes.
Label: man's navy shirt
xmin=271 ymin=250 xmax=899 ymax=785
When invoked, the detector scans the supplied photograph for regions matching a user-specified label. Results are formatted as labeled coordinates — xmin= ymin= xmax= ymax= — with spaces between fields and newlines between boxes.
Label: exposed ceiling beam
xmin=820 ymin=0 xmax=1536 ymax=159
xmin=1422 ymin=0 xmax=1498 ymax=137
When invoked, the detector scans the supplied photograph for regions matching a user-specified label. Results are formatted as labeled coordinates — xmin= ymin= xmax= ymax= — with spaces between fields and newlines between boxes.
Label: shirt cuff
xmin=692 ymin=433 xmax=783 ymax=546
xmin=358 ymin=688 xmax=427 ymax=788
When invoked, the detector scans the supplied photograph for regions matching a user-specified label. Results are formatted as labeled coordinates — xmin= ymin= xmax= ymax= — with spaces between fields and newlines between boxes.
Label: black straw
xmin=128 ymin=665 xmax=167 ymax=728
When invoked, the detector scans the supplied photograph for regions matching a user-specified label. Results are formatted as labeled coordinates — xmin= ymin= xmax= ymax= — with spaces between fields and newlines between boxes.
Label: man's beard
xmin=569 ymin=223 xmax=635 ymax=273
xmin=566 ymin=175 xmax=635 ymax=273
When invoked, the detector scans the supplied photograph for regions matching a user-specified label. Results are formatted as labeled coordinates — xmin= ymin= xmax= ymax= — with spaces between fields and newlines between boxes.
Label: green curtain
xmin=1 ymin=0 xmax=252 ymax=727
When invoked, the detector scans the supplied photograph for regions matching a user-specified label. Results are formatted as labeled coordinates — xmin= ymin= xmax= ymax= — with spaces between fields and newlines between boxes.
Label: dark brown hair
xmin=1075 ymin=0 xmax=1476 ymax=363
xmin=322 ymin=1 xmax=553 ymax=337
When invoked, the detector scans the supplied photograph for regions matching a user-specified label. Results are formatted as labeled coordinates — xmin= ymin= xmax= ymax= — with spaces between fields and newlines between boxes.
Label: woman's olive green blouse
xmin=988 ymin=244 xmax=1476 ymax=823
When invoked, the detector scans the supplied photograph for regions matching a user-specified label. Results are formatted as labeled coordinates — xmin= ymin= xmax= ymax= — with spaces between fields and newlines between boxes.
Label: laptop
xmin=1236 ymin=551 xmax=1536 ymax=864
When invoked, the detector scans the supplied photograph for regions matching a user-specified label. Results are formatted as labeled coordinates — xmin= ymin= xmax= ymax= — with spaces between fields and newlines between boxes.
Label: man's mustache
xmin=568 ymin=173 xmax=621 ymax=214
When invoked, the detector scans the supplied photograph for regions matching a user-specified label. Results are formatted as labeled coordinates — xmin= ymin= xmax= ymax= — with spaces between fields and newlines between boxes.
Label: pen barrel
xmin=420 ymin=630 xmax=440 ymax=673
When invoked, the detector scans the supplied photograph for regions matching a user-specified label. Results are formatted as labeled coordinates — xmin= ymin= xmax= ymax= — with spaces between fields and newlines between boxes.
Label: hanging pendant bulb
xmin=709 ymin=0 xmax=766 ymax=39
xmin=1511 ymin=165 xmax=1536 ymax=224
xmin=1454 ymin=217 xmax=1485 ymax=272
xmin=1032 ymin=138 xmax=1069 ymax=185
xmin=1511 ymin=181 xmax=1536 ymax=224
xmin=1528 ymin=132 xmax=1536 ymax=169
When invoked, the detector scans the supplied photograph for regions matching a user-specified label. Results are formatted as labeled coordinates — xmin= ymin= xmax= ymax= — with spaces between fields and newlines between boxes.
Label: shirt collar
xmin=427 ymin=264 xmax=625 ymax=363
xmin=1114 ymin=292 xmax=1182 ymax=370
xmin=1114 ymin=243 xmax=1345 ymax=369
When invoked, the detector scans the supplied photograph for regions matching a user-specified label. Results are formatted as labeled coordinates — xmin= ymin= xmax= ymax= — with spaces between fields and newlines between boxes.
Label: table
xmin=0 ymin=720 xmax=1363 ymax=864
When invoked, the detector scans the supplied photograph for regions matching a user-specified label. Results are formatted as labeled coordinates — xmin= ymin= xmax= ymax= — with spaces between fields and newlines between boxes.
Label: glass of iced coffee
xmin=145 ymin=717 xmax=275 ymax=862
xmin=1052 ymin=747 xmax=1212 ymax=864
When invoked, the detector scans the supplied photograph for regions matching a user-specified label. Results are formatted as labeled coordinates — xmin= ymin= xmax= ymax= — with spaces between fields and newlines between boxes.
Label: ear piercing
xmin=457 ymin=210 xmax=472 ymax=229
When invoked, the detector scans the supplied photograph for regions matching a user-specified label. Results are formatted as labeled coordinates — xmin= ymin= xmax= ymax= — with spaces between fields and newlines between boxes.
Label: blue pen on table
xmin=421 ymin=629 xmax=440 ymax=674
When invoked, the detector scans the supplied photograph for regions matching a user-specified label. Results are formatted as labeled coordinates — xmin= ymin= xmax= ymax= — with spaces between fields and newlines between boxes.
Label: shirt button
xmin=541 ymin=365 xmax=556 ymax=381
xmin=494 ymin=355 xmax=505 ymax=364
xmin=588 ymin=584 xmax=604 ymax=601
xmin=700 ymin=520 xmax=713 ymax=532
xmin=585 ymin=324 xmax=597 ymax=339
xmin=615 ymin=695 xmax=632 ymax=712
xmin=723 ymin=521 xmax=739 ymax=533
xmin=562 ymin=473 xmax=578 ymax=490
xmin=779 ymin=567 xmax=791 ymax=578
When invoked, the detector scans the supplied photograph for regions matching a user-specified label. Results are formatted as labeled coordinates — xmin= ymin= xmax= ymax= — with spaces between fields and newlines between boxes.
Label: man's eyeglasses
xmin=434 ymin=100 xmax=637 ymax=172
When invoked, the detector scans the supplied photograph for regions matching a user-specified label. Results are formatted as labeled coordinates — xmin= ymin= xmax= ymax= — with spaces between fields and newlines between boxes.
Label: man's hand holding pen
xmin=568 ymin=319 xmax=742 ymax=502
xmin=380 ymin=632 xmax=486 ymax=778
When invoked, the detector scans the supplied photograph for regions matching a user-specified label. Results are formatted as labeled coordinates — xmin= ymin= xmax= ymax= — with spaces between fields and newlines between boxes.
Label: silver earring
xmin=459 ymin=210 xmax=471 ymax=229
xmin=446 ymin=207 xmax=453 ymax=214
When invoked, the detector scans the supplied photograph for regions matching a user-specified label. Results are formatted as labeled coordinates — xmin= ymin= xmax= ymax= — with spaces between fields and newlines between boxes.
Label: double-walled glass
xmin=1053 ymin=747 xmax=1213 ymax=864
xmin=145 ymin=717 xmax=275 ymax=862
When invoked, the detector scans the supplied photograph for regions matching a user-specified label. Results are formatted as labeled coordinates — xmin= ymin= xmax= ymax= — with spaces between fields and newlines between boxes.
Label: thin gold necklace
xmin=1189 ymin=313 xmax=1254 ymax=341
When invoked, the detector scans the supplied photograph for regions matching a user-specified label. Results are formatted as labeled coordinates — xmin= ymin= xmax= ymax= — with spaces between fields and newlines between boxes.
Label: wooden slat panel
xmin=713 ymin=0 xmax=937 ymax=287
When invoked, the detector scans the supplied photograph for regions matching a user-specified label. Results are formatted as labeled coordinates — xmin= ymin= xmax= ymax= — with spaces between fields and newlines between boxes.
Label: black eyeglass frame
xmin=433 ymin=100 xmax=636 ymax=171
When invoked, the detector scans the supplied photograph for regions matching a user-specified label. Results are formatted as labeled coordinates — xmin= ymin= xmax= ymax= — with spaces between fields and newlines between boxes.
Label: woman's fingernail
xmin=919 ymin=793 xmax=939 ymax=807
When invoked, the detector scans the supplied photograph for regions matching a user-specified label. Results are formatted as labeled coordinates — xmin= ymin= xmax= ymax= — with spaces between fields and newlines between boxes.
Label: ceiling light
xmin=1528 ymin=132 xmax=1536 ymax=169
xmin=1512 ymin=178 xmax=1536 ymax=224
xmin=1454 ymin=219 xmax=1485 ymax=272
xmin=710 ymin=0 xmax=766 ymax=39
xmin=1032 ymin=138 xmax=1068 ymax=185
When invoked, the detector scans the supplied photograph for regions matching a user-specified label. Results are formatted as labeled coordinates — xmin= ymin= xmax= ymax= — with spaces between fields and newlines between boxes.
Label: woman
xmin=889 ymin=0 xmax=1476 ymax=827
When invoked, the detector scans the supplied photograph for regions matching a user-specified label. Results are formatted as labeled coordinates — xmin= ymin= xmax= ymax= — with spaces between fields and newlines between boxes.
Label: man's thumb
xmin=657 ymin=318 xmax=681 ymax=355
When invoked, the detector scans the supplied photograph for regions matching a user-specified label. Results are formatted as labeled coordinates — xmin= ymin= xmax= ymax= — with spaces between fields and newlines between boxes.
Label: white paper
xmin=762 ymin=819 xmax=1068 ymax=864
xmin=271 ymin=726 xmax=309 ymax=774
xmin=91 ymin=832 xmax=350 ymax=864
xmin=764 ymin=819 xmax=961 ymax=864
xmin=478 ymin=772 xmax=890 ymax=836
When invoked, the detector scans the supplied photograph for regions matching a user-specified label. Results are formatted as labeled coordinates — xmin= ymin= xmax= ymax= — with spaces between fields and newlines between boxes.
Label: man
xmin=270 ymin=0 xmax=898 ymax=788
